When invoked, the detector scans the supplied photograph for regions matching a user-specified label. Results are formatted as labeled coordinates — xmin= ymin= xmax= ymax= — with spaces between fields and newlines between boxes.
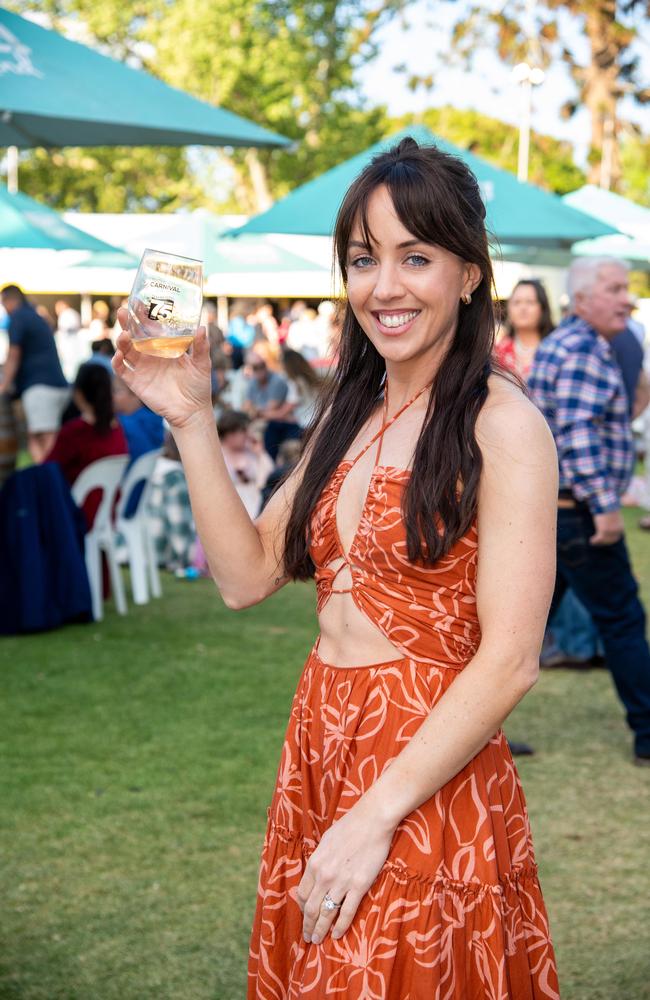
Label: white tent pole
xmin=7 ymin=146 xmax=19 ymax=193
xmin=217 ymin=295 xmax=229 ymax=331
xmin=80 ymin=293 xmax=93 ymax=327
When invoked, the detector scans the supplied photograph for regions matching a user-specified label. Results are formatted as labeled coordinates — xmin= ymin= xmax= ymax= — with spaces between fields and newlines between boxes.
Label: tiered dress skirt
xmin=248 ymin=647 xmax=559 ymax=1000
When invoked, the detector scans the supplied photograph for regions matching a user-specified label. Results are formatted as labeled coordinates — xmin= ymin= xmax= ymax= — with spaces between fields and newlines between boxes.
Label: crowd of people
xmin=2 ymin=270 xmax=649 ymax=606
xmin=0 ymin=287 xmax=333 ymax=593
xmin=2 ymin=266 xmax=649 ymax=601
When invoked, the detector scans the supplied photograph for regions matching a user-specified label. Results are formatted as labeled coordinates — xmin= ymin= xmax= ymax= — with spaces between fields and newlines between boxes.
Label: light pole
xmin=512 ymin=62 xmax=545 ymax=183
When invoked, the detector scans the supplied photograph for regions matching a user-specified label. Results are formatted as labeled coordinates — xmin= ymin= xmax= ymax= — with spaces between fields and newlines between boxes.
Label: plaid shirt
xmin=528 ymin=315 xmax=634 ymax=514
xmin=147 ymin=459 xmax=196 ymax=570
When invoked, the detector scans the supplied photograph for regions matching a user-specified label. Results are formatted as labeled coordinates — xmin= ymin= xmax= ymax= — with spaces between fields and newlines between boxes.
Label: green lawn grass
xmin=2 ymin=512 xmax=650 ymax=1000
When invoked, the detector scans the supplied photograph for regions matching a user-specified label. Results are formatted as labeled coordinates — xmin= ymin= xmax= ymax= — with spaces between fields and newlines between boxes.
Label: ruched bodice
xmin=310 ymin=462 xmax=481 ymax=667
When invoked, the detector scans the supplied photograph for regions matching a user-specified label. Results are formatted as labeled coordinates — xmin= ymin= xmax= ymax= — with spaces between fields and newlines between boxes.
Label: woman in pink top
xmin=495 ymin=279 xmax=554 ymax=381
xmin=44 ymin=364 xmax=127 ymax=527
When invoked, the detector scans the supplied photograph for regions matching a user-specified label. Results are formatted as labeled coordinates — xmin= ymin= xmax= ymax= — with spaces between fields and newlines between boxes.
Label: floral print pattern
xmin=248 ymin=438 xmax=559 ymax=999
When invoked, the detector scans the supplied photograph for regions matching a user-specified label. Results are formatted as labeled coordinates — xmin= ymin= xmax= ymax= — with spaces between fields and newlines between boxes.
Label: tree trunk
xmin=245 ymin=149 xmax=274 ymax=212
xmin=229 ymin=158 xmax=256 ymax=215
xmin=582 ymin=0 xmax=624 ymax=188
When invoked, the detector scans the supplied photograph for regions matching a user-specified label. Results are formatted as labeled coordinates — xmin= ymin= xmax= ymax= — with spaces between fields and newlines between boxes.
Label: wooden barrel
xmin=0 ymin=385 xmax=18 ymax=488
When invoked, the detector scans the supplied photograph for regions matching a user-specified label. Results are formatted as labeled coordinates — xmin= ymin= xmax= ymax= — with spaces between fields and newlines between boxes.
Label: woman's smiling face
xmin=345 ymin=185 xmax=479 ymax=374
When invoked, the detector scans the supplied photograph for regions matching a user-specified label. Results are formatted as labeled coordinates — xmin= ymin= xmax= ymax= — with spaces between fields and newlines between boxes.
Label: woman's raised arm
xmin=113 ymin=313 xmax=304 ymax=609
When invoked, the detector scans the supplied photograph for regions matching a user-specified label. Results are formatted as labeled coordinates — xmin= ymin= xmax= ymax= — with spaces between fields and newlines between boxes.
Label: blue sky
xmin=359 ymin=0 xmax=650 ymax=166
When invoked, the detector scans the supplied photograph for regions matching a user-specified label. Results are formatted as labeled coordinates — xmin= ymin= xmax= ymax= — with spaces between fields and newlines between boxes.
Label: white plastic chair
xmin=71 ymin=455 xmax=130 ymax=621
xmin=115 ymin=449 xmax=163 ymax=605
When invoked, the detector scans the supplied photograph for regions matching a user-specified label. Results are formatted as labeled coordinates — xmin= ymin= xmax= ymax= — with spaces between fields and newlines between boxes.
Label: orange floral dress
xmin=248 ymin=393 xmax=559 ymax=1000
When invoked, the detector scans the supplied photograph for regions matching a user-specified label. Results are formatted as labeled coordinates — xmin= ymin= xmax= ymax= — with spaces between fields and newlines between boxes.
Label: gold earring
xmin=462 ymin=292 xmax=472 ymax=305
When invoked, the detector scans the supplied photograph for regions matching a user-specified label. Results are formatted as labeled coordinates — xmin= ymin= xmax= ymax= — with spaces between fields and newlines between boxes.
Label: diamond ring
xmin=322 ymin=892 xmax=342 ymax=912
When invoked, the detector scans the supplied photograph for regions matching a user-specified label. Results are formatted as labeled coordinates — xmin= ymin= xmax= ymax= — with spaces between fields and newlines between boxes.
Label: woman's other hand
xmin=112 ymin=306 xmax=212 ymax=429
xmin=296 ymin=799 xmax=394 ymax=945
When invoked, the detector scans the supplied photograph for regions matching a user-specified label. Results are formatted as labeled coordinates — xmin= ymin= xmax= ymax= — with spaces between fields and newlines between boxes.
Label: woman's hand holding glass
xmin=113 ymin=306 xmax=213 ymax=430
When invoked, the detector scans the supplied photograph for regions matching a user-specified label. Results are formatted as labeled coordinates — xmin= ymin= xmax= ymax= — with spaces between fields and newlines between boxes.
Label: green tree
xmin=16 ymin=147 xmax=209 ymax=212
xmin=619 ymin=130 xmax=650 ymax=207
xmin=6 ymin=0 xmax=407 ymax=211
xmin=420 ymin=0 xmax=650 ymax=191
xmin=392 ymin=106 xmax=586 ymax=194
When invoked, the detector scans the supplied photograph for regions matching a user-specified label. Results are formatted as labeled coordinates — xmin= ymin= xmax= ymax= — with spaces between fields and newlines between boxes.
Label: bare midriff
xmin=316 ymin=582 xmax=406 ymax=666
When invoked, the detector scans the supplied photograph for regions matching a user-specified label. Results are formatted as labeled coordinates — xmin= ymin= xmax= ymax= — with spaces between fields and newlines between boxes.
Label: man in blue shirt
xmin=227 ymin=309 xmax=256 ymax=369
xmin=611 ymin=321 xmax=649 ymax=418
xmin=0 ymin=285 xmax=69 ymax=462
xmin=243 ymin=349 xmax=301 ymax=459
xmin=113 ymin=377 xmax=164 ymax=461
xmin=529 ymin=257 xmax=650 ymax=766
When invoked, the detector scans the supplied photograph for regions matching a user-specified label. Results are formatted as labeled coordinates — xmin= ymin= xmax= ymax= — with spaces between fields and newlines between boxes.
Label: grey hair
xmin=567 ymin=256 xmax=629 ymax=308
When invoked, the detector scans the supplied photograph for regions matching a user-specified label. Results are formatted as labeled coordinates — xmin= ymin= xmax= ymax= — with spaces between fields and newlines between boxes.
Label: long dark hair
xmin=505 ymin=279 xmax=554 ymax=339
xmin=282 ymin=348 xmax=321 ymax=390
xmin=283 ymin=137 xmax=496 ymax=578
xmin=75 ymin=364 xmax=114 ymax=435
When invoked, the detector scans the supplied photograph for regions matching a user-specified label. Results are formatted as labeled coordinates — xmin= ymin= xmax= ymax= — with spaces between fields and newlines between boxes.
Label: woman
xmin=496 ymin=278 xmax=554 ymax=380
xmin=113 ymin=138 xmax=559 ymax=998
xmin=282 ymin=348 xmax=322 ymax=430
xmin=44 ymin=363 xmax=127 ymax=527
xmin=217 ymin=410 xmax=273 ymax=519
xmin=255 ymin=302 xmax=281 ymax=351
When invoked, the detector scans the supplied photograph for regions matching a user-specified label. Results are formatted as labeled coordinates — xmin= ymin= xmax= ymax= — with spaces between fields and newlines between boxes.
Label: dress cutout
xmin=248 ymin=386 xmax=559 ymax=1000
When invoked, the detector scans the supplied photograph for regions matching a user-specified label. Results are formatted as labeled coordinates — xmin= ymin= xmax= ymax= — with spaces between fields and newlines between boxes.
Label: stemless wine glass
xmin=127 ymin=248 xmax=203 ymax=358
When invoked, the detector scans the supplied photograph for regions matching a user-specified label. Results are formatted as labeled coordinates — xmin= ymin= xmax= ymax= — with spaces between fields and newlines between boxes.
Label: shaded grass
xmin=1 ymin=510 xmax=650 ymax=998
xmin=1 ymin=582 xmax=316 ymax=1000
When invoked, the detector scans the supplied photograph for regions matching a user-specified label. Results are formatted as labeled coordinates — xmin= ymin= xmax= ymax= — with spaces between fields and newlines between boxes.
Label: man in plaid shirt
xmin=529 ymin=257 xmax=650 ymax=766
